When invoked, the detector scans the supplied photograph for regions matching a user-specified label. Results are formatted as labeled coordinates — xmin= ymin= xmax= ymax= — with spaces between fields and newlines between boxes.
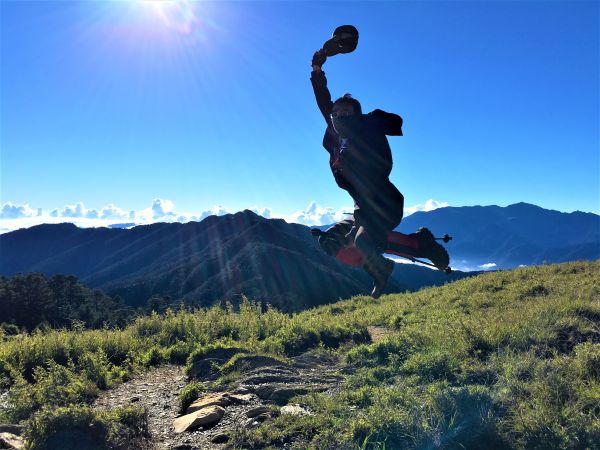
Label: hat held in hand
xmin=323 ymin=25 xmax=359 ymax=57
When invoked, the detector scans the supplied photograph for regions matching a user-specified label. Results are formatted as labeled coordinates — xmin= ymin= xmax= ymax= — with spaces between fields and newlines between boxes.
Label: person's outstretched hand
xmin=312 ymin=49 xmax=326 ymax=71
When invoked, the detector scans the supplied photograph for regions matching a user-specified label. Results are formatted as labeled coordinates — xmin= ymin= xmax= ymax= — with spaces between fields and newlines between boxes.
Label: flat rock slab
xmin=228 ymin=393 xmax=253 ymax=403
xmin=211 ymin=433 xmax=230 ymax=444
xmin=0 ymin=432 xmax=25 ymax=450
xmin=245 ymin=406 xmax=271 ymax=418
xmin=0 ymin=426 xmax=22 ymax=436
xmin=252 ymin=383 xmax=328 ymax=405
xmin=173 ymin=406 xmax=225 ymax=433
xmin=187 ymin=393 xmax=232 ymax=414
xmin=241 ymin=373 xmax=303 ymax=385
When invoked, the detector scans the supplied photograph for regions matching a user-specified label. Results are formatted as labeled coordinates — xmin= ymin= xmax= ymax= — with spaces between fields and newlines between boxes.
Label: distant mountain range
xmin=395 ymin=202 xmax=599 ymax=270
xmin=0 ymin=210 xmax=468 ymax=310
xmin=2 ymin=202 xmax=596 ymax=310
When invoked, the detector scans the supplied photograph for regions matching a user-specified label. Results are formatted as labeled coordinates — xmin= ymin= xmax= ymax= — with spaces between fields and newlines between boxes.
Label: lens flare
xmin=142 ymin=0 xmax=215 ymax=41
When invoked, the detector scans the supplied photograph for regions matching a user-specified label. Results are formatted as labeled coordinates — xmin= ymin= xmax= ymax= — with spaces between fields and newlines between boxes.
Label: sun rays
xmin=141 ymin=0 xmax=217 ymax=42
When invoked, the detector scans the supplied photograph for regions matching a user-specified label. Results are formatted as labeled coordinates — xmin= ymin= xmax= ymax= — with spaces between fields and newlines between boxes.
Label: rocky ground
xmin=93 ymin=351 xmax=347 ymax=449
xmin=1 ymin=328 xmax=385 ymax=449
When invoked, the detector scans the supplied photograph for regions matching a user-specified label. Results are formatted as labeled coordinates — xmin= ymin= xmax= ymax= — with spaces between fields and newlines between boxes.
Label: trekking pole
xmin=402 ymin=255 xmax=453 ymax=274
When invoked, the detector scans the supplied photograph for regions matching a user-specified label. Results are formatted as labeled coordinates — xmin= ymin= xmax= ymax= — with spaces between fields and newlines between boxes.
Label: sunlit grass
xmin=0 ymin=260 xmax=598 ymax=448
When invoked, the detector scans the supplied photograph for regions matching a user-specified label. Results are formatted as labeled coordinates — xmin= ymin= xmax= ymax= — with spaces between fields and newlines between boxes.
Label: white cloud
xmin=135 ymin=198 xmax=176 ymax=222
xmin=249 ymin=206 xmax=272 ymax=219
xmin=43 ymin=201 xmax=130 ymax=221
xmin=284 ymin=201 xmax=352 ymax=226
xmin=0 ymin=202 xmax=40 ymax=219
xmin=48 ymin=202 xmax=91 ymax=219
xmin=2 ymin=198 xmax=447 ymax=233
xmin=405 ymin=199 xmax=449 ymax=216
xmin=151 ymin=198 xmax=175 ymax=218
xmin=478 ymin=263 xmax=497 ymax=270
xmin=197 ymin=205 xmax=229 ymax=222
xmin=99 ymin=203 xmax=129 ymax=220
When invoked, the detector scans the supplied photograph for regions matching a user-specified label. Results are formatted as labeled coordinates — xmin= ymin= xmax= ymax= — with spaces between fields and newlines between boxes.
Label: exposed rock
xmin=0 ymin=432 xmax=24 ymax=450
xmin=269 ymin=386 xmax=311 ymax=405
xmin=186 ymin=393 xmax=231 ymax=414
xmin=228 ymin=393 xmax=253 ymax=403
xmin=221 ymin=354 xmax=289 ymax=375
xmin=254 ymin=413 xmax=271 ymax=423
xmin=233 ymin=386 xmax=251 ymax=394
xmin=211 ymin=433 xmax=230 ymax=444
xmin=280 ymin=404 xmax=310 ymax=416
xmin=0 ymin=426 xmax=21 ymax=436
xmin=244 ymin=413 xmax=272 ymax=428
xmin=245 ymin=406 xmax=271 ymax=418
xmin=245 ymin=418 xmax=260 ymax=428
xmin=292 ymin=352 xmax=338 ymax=368
xmin=252 ymin=384 xmax=275 ymax=399
xmin=252 ymin=384 xmax=317 ymax=404
xmin=186 ymin=358 xmax=224 ymax=381
xmin=93 ymin=351 xmax=345 ymax=449
xmin=241 ymin=372 xmax=303 ymax=385
xmin=187 ymin=347 xmax=250 ymax=380
xmin=173 ymin=406 xmax=225 ymax=433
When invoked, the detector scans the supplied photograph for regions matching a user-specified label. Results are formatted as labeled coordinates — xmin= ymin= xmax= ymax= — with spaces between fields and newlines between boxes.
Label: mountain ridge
xmin=2 ymin=202 xmax=597 ymax=308
xmin=3 ymin=210 xmax=435 ymax=310
xmin=396 ymin=202 xmax=599 ymax=269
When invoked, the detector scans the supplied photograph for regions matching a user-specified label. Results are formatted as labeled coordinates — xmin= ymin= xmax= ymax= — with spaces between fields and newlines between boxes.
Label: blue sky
xmin=1 ymin=0 xmax=598 ymax=231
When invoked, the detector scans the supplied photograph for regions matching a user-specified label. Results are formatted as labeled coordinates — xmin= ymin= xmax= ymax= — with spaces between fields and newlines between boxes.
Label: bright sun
xmin=146 ymin=0 xmax=196 ymax=34
xmin=142 ymin=0 xmax=205 ymax=36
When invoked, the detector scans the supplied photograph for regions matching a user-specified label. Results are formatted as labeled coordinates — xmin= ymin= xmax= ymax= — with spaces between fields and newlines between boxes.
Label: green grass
xmin=25 ymin=405 xmax=149 ymax=450
xmin=0 ymin=261 xmax=598 ymax=449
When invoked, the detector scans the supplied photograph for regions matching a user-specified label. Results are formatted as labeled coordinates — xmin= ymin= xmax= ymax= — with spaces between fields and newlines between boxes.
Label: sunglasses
xmin=330 ymin=111 xmax=354 ymax=119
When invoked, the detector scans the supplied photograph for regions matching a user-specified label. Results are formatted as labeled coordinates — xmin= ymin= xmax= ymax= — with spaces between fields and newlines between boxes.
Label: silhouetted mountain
xmin=396 ymin=202 xmax=600 ymax=269
xmin=0 ymin=211 xmax=466 ymax=310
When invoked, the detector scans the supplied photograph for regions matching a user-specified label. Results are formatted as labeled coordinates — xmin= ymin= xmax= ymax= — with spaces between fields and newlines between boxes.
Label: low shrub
xmin=25 ymin=404 xmax=149 ymax=450
xmin=178 ymin=381 xmax=205 ymax=413
xmin=6 ymin=361 xmax=98 ymax=422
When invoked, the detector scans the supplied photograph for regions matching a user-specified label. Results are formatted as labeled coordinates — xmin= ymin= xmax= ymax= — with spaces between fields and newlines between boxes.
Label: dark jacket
xmin=310 ymin=70 xmax=404 ymax=223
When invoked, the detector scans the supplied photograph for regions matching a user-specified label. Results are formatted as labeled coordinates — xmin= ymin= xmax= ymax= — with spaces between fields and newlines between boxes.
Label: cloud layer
xmin=0 ymin=198 xmax=449 ymax=234
xmin=0 ymin=202 xmax=41 ymax=219
xmin=404 ymin=199 xmax=450 ymax=216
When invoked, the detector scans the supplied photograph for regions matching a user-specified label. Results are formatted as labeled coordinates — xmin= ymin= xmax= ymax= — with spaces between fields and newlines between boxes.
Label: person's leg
xmin=366 ymin=182 xmax=449 ymax=270
xmin=353 ymin=210 xmax=395 ymax=298
xmin=318 ymin=219 xmax=354 ymax=256
xmin=385 ymin=229 xmax=449 ymax=271
xmin=317 ymin=218 xmax=368 ymax=267
xmin=352 ymin=182 xmax=406 ymax=298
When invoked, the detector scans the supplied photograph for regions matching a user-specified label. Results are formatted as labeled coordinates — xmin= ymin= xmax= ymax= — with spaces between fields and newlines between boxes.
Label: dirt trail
xmin=93 ymin=352 xmax=346 ymax=450
xmin=94 ymin=365 xmax=188 ymax=449
xmin=367 ymin=325 xmax=392 ymax=343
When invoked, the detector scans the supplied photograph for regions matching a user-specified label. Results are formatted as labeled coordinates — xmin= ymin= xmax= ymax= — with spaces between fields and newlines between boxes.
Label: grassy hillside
xmin=0 ymin=261 xmax=598 ymax=449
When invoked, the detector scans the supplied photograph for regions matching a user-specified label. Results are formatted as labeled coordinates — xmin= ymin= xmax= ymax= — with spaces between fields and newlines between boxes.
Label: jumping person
xmin=311 ymin=48 xmax=449 ymax=298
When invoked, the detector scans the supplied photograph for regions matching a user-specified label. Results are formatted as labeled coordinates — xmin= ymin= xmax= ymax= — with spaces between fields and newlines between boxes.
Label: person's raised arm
xmin=310 ymin=50 xmax=334 ymax=128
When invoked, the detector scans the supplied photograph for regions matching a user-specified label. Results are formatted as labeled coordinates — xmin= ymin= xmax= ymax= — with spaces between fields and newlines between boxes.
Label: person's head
xmin=331 ymin=94 xmax=362 ymax=137
xmin=331 ymin=93 xmax=362 ymax=118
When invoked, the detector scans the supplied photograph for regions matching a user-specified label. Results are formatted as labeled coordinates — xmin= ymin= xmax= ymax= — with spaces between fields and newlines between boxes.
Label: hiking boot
xmin=414 ymin=227 xmax=450 ymax=271
xmin=364 ymin=255 xmax=395 ymax=299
